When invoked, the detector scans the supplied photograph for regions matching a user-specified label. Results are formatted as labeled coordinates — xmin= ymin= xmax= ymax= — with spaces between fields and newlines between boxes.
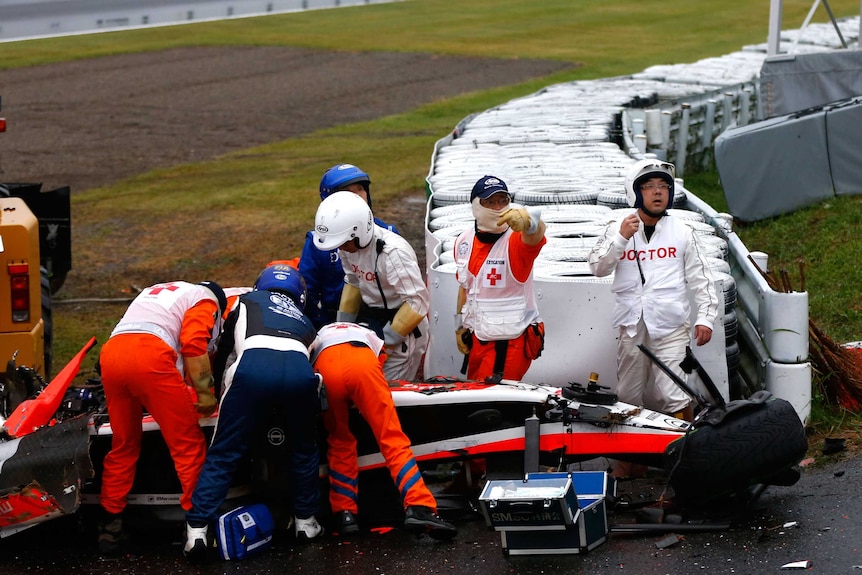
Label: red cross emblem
xmin=486 ymin=267 xmax=502 ymax=286
xmin=148 ymin=283 xmax=180 ymax=295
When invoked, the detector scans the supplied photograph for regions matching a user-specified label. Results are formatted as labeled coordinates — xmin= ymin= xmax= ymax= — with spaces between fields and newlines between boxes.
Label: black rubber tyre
xmin=715 ymin=272 xmax=737 ymax=314
xmin=726 ymin=341 xmax=740 ymax=378
xmin=40 ymin=266 xmax=53 ymax=380
xmin=664 ymin=395 xmax=808 ymax=506
xmin=596 ymin=190 xmax=628 ymax=208
xmin=724 ymin=308 xmax=738 ymax=345
xmin=514 ymin=190 xmax=599 ymax=205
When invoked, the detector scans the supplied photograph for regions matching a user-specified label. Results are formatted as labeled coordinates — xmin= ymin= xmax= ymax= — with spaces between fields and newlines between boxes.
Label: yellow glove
xmin=497 ymin=206 xmax=542 ymax=235
xmin=383 ymin=303 xmax=425 ymax=346
xmin=337 ymin=283 xmax=362 ymax=322
xmin=454 ymin=313 xmax=471 ymax=355
xmin=195 ymin=389 xmax=218 ymax=417
xmin=185 ymin=353 xmax=217 ymax=417
xmin=496 ymin=207 xmax=531 ymax=233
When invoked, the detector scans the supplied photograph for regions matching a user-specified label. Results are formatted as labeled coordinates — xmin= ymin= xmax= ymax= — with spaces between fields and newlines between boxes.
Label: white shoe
xmin=183 ymin=523 xmax=209 ymax=560
xmin=295 ymin=515 xmax=324 ymax=540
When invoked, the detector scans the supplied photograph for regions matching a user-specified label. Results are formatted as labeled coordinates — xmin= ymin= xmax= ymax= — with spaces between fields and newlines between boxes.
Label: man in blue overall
xmin=184 ymin=264 xmax=323 ymax=561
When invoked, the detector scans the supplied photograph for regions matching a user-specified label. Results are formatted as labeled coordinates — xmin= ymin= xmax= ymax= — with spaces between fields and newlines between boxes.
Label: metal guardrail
xmin=621 ymin=83 xmax=760 ymax=176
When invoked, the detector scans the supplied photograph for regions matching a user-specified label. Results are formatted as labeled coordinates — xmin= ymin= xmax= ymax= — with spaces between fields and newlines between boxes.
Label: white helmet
xmin=312 ymin=191 xmax=375 ymax=251
xmin=624 ymin=159 xmax=676 ymax=209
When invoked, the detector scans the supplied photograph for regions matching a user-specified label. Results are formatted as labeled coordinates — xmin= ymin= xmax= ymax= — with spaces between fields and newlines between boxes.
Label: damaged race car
xmin=0 ymin=337 xmax=808 ymax=538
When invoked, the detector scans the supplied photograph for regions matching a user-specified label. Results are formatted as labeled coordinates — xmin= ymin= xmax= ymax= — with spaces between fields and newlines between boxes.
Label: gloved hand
xmin=455 ymin=326 xmax=471 ymax=355
xmin=496 ymin=207 xmax=531 ymax=233
xmin=195 ymin=388 xmax=217 ymax=417
xmin=336 ymin=310 xmax=359 ymax=323
xmin=337 ymin=284 xmax=362 ymax=323
xmin=383 ymin=303 xmax=425 ymax=348
xmin=185 ymin=353 xmax=217 ymax=417
xmin=497 ymin=206 xmax=542 ymax=234
xmin=383 ymin=321 xmax=407 ymax=347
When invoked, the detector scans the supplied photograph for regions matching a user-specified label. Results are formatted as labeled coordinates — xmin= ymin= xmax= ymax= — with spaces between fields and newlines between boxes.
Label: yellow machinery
xmin=0 ymin=196 xmax=46 ymax=380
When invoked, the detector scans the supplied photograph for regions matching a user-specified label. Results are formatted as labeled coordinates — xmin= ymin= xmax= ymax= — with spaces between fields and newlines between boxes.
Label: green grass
xmin=3 ymin=0 xmax=854 ymax=74
xmin=684 ymin=172 xmax=862 ymax=344
xmin=9 ymin=0 xmax=862 ymax=435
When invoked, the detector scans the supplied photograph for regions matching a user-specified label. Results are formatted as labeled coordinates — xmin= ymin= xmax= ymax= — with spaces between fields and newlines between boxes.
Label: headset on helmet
xmin=312 ymin=191 xmax=375 ymax=251
xmin=319 ymin=163 xmax=372 ymax=205
xmin=198 ymin=281 xmax=227 ymax=317
xmin=254 ymin=264 xmax=307 ymax=309
xmin=624 ymin=159 xmax=675 ymax=210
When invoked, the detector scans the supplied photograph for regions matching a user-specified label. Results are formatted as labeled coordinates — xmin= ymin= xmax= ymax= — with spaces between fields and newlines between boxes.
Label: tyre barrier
xmin=724 ymin=308 xmax=738 ymax=346
xmin=706 ymin=257 xmax=731 ymax=275
xmin=429 ymin=194 xmax=741 ymax=391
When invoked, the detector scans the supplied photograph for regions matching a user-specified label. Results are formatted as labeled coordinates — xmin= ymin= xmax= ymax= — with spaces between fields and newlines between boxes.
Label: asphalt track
xmin=1 ymin=453 xmax=861 ymax=574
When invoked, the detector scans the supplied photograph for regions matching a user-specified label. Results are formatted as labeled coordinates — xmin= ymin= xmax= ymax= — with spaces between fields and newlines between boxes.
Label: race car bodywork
xmin=0 ymin=339 xmax=807 ymax=538
xmin=0 ymin=338 xmax=95 ymax=537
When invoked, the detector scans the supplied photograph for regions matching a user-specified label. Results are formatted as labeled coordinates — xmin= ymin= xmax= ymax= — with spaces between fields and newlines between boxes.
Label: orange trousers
xmin=98 ymin=334 xmax=207 ymax=513
xmin=467 ymin=331 xmax=532 ymax=381
xmin=315 ymin=343 xmax=437 ymax=514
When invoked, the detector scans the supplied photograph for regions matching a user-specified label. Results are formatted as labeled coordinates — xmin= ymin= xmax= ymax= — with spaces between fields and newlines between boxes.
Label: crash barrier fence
xmin=619 ymin=82 xmax=760 ymax=178
xmin=686 ymin=195 xmax=811 ymax=423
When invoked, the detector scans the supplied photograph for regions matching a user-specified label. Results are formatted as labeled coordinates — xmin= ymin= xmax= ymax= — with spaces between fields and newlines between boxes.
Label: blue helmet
xmin=254 ymin=264 xmax=307 ymax=309
xmin=319 ymin=163 xmax=372 ymax=206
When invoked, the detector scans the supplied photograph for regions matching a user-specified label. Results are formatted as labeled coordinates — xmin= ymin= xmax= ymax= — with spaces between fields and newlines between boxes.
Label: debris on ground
xmin=655 ymin=534 xmax=683 ymax=549
xmin=822 ymin=437 xmax=847 ymax=455
xmin=780 ymin=560 xmax=811 ymax=569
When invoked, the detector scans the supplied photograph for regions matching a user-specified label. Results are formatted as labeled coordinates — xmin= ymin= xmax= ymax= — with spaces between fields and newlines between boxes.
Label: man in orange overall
xmin=97 ymin=280 xmax=227 ymax=555
xmin=312 ymin=321 xmax=457 ymax=540
xmin=454 ymin=175 xmax=547 ymax=382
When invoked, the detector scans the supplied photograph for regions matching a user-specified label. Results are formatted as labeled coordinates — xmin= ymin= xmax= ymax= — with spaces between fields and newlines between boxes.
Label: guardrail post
xmin=631 ymin=116 xmax=647 ymax=153
xmin=722 ymin=92 xmax=734 ymax=132
xmin=676 ymin=104 xmax=691 ymax=177
xmin=740 ymin=88 xmax=751 ymax=126
xmin=702 ymin=100 xmax=716 ymax=151
xmin=661 ymin=111 xmax=672 ymax=154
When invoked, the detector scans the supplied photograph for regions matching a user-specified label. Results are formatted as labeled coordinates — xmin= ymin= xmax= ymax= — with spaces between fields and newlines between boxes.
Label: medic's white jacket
xmin=339 ymin=225 xmax=429 ymax=316
xmin=454 ymin=228 xmax=541 ymax=341
xmin=110 ymin=281 xmax=223 ymax=372
xmin=588 ymin=213 xmax=719 ymax=339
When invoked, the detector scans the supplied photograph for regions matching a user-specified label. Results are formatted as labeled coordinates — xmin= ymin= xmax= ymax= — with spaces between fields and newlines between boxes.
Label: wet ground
xmin=1 ymin=453 xmax=860 ymax=575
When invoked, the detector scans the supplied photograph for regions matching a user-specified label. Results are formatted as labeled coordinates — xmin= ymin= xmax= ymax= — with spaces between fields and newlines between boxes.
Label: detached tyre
xmin=664 ymin=394 xmax=807 ymax=506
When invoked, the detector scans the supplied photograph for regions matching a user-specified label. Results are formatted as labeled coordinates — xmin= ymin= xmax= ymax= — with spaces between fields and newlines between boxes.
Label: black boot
xmin=336 ymin=510 xmax=359 ymax=536
xmin=97 ymin=509 xmax=124 ymax=555
xmin=404 ymin=506 xmax=457 ymax=541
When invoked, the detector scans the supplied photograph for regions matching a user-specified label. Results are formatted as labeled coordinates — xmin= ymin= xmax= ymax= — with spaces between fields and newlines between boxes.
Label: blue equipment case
xmin=479 ymin=471 xmax=610 ymax=555
xmin=216 ymin=503 xmax=275 ymax=561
